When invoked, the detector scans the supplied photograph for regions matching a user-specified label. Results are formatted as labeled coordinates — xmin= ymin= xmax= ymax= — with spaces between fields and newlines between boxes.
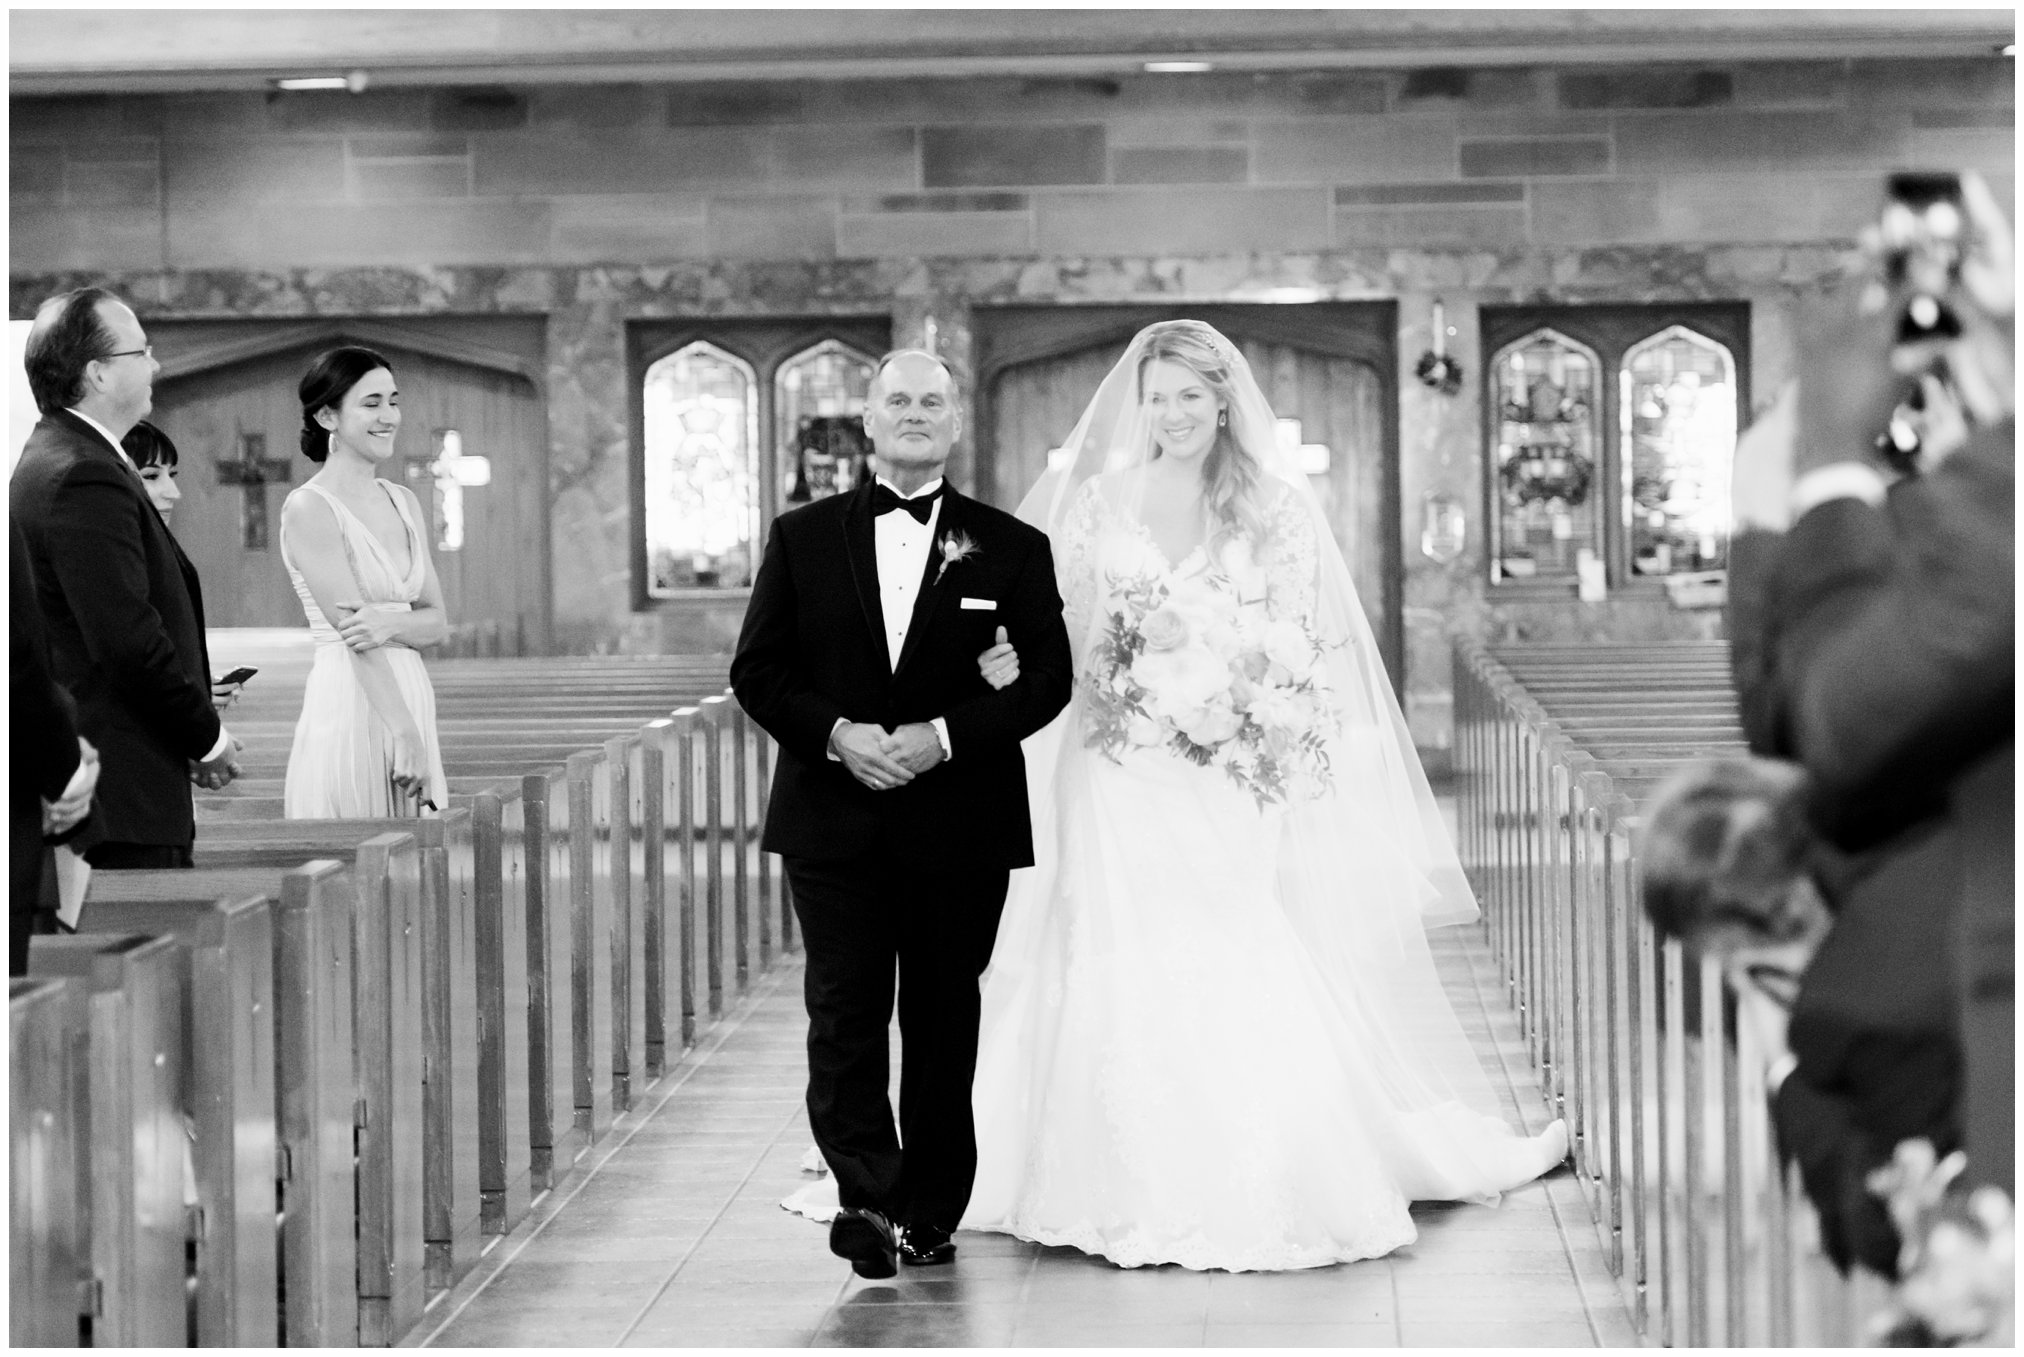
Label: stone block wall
xmin=11 ymin=58 xmax=2012 ymax=750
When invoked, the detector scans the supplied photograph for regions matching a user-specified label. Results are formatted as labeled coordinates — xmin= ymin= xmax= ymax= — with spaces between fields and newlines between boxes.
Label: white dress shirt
xmin=828 ymin=476 xmax=953 ymax=762
xmin=68 ymin=406 xmax=234 ymax=764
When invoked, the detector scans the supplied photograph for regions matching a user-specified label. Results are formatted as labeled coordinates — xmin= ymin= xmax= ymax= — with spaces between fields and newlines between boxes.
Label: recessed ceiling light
xmin=1143 ymin=61 xmax=1214 ymax=74
xmin=272 ymin=71 xmax=367 ymax=92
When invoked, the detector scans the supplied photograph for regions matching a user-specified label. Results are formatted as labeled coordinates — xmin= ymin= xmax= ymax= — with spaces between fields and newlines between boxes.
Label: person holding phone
xmin=121 ymin=420 xmax=252 ymax=714
xmin=279 ymin=346 xmax=449 ymax=818
xmin=1727 ymin=168 xmax=2013 ymax=1195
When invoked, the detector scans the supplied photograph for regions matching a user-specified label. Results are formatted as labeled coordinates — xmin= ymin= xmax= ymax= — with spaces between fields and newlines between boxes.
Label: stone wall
xmin=12 ymin=59 xmax=2012 ymax=751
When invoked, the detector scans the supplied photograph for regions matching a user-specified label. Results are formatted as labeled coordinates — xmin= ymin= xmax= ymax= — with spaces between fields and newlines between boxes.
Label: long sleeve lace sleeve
xmin=1261 ymin=487 xmax=1321 ymax=625
xmin=1057 ymin=477 xmax=1108 ymax=646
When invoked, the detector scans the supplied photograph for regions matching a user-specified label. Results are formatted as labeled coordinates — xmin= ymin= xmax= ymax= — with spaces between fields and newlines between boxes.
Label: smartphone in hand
xmin=216 ymin=666 xmax=259 ymax=687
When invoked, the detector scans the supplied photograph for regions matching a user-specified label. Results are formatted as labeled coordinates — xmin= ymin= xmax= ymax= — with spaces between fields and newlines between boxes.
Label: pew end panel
xmin=10 ymin=975 xmax=92 ymax=1349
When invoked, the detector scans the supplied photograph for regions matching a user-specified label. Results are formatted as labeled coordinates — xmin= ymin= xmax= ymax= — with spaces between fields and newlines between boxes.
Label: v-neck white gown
xmin=279 ymin=479 xmax=448 ymax=819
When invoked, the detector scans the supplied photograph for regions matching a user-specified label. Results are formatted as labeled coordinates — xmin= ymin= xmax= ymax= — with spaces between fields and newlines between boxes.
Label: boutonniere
xmin=935 ymin=530 xmax=979 ymax=586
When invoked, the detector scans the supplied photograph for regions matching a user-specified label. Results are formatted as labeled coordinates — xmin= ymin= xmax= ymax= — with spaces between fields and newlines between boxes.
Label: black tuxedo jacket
xmin=10 ymin=410 xmax=220 ymax=849
xmin=731 ymin=480 xmax=1073 ymax=871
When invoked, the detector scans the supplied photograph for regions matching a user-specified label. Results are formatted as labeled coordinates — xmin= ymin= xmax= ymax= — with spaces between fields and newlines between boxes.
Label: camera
xmin=1880 ymin=172 xmax=1966 ymax=346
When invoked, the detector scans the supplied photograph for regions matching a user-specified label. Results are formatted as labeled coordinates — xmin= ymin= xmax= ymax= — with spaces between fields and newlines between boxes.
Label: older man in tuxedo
xmin=732 ymin=350 xmax=1072 ymax=1278
xmin=10 ymin=287 xmax=240 ymax=870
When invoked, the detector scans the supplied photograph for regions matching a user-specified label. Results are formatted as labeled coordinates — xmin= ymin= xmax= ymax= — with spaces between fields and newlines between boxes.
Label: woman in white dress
xmin=279 ymin=346 xmax=449 ymax=818
xmin=956 ymin=320 xmax=1567 ymax=1271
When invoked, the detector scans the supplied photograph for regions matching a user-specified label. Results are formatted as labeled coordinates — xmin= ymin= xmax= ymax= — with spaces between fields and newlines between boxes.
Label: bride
xmin=959 ymin=320 xmax=1565 ymax=1271
xmin=784 ymin=320 xmax=1566 ymax=1271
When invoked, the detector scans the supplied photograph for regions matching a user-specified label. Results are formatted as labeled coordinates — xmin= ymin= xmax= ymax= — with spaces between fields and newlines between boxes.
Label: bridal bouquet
xmin=1083 ymin=537 xmax=1337 ymax=809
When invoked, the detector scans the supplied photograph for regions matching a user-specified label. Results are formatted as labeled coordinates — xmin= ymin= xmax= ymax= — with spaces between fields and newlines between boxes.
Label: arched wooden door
xmin=973 ymin=303 xmax=1402 ymax=689
xmin=146 ymin=319 xmax=550 ymax=647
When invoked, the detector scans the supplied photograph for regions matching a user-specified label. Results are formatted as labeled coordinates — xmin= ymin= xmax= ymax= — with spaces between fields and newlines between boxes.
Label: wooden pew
xmin=191 ymin=812 xmax=485 ymax=1295
xmin=27 ymin=933 xmax=188 ymax=1347
xmin=465 ymin=782 xmax=534 ymax=1235
xmin=86 ymin=843 xmax=426 ymax=1347
xmin=10 ymin=975 xmax=91 ymax=1348
xmin=72 ymin=892 xmax=279 ymax=1347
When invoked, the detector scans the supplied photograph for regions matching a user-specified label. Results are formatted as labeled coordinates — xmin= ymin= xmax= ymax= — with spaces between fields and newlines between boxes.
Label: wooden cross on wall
xmin=215 ymin=431 xmax=294 ymax=550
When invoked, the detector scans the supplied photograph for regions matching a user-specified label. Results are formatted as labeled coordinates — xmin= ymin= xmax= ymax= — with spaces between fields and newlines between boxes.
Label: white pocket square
xmin=960 ymin=597 xmax=997 ymax=611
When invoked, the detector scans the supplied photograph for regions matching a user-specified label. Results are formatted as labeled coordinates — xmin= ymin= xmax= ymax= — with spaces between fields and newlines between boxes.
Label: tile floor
xmin=406 ymin=916 xmax=1643 ymax=1349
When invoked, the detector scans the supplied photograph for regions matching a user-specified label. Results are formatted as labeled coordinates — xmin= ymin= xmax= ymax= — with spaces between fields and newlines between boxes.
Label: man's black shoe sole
xmin=831 ymin=1213 xmax=898 ymax=1280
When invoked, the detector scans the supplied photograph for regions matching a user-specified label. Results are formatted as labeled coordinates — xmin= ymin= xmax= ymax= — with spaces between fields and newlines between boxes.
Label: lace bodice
xmin=1057 ymin=475 xmax=1322 ymax=646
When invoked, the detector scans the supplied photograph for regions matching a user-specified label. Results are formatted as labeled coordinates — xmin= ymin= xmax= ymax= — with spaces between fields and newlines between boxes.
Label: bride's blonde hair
xmin=1135 ymin=322 xmax=1267 ymax=551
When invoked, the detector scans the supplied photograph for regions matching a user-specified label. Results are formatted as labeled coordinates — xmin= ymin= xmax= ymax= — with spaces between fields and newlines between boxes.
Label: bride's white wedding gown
xmin=955 ymin=482 xmax=1567 ymax=1271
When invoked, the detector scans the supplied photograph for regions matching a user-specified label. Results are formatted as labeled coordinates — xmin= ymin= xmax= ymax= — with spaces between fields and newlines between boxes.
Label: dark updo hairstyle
xmin=1637 ymin=756 xmax=1815 ymax=952
xmin=298 ymin=345 xmax=393 ymax=463
xmin=121 ymin=419 xmax=180 ymax=470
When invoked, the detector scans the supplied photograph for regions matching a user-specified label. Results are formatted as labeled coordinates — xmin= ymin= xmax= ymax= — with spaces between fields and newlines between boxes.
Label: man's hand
xmin=41 ymin=736 xmax=100 ymax=836
xmin=192 ymin=737 xmax=243 ymax=791
xmin=1795 ymin=285 xmax=1918 ymax=480
xmin=831 ymin=721 xmax=917 ymax=792
xmin=880 ymin=723 xmax=946 ymax=775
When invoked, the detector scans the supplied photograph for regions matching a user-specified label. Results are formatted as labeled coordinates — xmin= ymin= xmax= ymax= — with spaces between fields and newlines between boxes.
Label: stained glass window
xmin=775 ymin=340 xmax=876 ymax=507
xmin=1620 ymin=327 xmax=1738 ymax=577
xmin=643 ymin=342 xmax=758 ymax=595
xmin=1487 ymin=329 xmax=1604 ymax=585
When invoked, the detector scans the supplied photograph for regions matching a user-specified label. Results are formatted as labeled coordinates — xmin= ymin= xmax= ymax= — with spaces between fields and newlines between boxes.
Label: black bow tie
xmin=872 ymin=483 xmax=942 ymax=525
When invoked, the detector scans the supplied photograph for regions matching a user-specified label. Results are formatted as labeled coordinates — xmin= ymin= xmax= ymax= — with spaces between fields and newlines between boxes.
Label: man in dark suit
xmin=9 ymin=518 xmax=99 ymax=973
xmin=10 ymin=287 xmax=240 ymax=871
xmin=1728 ymin=173 xmax=2012 ymax=1195
xmin=732 ymin=350 xmax=1073 ymax=1278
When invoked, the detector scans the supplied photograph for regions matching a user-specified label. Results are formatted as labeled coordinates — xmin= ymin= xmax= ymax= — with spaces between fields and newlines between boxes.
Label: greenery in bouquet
xmin=1866 ymin=1140 xmax=2015 ymax=1347
xmin=1081 ymin=539 xmax=1338 ymax=809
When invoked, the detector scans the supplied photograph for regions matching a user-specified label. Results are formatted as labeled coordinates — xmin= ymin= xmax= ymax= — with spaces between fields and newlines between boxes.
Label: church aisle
xmin=410 ymin=926 xmax=1639 ymax=1349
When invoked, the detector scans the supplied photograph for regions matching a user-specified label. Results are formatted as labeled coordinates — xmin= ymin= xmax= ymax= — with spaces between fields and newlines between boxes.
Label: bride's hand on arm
xmin=977 ymin=626 xmax=1019 ymax=690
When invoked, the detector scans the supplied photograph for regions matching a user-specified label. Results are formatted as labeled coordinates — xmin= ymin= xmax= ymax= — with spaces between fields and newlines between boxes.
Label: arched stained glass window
xmin=643 ymin=341 xmax=759 ymax=595
xmin=1487 ymin=328 xmax=1604 ymax=584
xmin=775 ymin=340 xmax=877 ymax=507
xmin=1620 ymin=326 xmax=1738 ymax=577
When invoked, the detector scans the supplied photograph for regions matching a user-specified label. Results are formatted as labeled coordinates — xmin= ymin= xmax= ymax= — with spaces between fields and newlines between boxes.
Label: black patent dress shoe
xmin=830 ymin=1207 xmax=899 ymax=1279
xmin=899 ymin=1223 xmax=957 ymax=1266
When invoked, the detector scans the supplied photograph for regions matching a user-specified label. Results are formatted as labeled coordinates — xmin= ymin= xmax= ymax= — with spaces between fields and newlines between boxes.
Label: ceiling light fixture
xmin=1143 ymin=61 xmax=1214 ymax=73
xmin=272 ymin=71 xmax=368 ymax=92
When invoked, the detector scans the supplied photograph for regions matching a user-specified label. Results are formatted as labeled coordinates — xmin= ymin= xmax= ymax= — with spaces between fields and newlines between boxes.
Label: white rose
xmin=1126 ymin=713 xmax=1164 ymax=746
xmin=1262 ymin=619 xmax=1316 ymax=678
xmin=1131 ymin=644 xmax=1232 ymax=715
xmin=1177 ymin=698 xmax=1244 ymax=748
xmin=1218 ymin=537 xmax=1269 ymax=599
xmin=1247 ymin=684 xmax=1304 ymax=734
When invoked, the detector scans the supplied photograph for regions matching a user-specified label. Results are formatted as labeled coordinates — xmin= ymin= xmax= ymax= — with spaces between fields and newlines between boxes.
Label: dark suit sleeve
xmin=1770 ymin=1064 xmax=1900 ymax=1277
xmin=1776 ymin=429 xmax=2014 ymax=846
xmin=941 ymin=530 xmax=1074 ymax=755
xmin=10 ymin=520 xmax=81 ymax=801
xmin=730 ymin=518 xmax=846 ymax=765
xmin=41 ymin=458 xmax=221 ymax=760
xmin=1724 ymin=526 xmax=1792 ymax=755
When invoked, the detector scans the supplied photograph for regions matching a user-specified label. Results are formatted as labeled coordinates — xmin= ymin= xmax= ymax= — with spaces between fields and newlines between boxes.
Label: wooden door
xmin=148 ymin=322 xmax=549 ymax=646
xmin=975 ymin=303 xmax=1401 ymax=687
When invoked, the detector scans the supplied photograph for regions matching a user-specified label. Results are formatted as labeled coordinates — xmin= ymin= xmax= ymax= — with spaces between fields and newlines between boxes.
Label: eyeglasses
xmin=99 ymin=344 xmax=153 ymax=362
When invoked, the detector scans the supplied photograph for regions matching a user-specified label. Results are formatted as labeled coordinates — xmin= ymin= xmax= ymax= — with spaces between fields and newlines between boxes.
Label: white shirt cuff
xmin=931 ymin=717 xmax=952 ymax=761
xmin=1765 ymin=1051 xmax=1799 ymax=1095
xmin=203 ymin=725 xmax=234 ymax=763
xmin=827 ymin=718 xmax=846 ymax=763
xmin=1790 ymin=462 xmax=1889 ymax=521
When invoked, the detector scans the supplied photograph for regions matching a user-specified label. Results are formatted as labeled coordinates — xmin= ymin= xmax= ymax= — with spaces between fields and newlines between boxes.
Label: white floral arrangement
xmin=1083 ymin=535 xmax=1337 ymax=809
xmin=1867 ymin=1139 xmax=2015 ymax=1347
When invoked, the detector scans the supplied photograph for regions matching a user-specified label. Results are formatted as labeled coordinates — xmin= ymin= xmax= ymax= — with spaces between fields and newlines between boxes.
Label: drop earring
xmin=1217 ymin=410 xmax=1228 ymax=427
